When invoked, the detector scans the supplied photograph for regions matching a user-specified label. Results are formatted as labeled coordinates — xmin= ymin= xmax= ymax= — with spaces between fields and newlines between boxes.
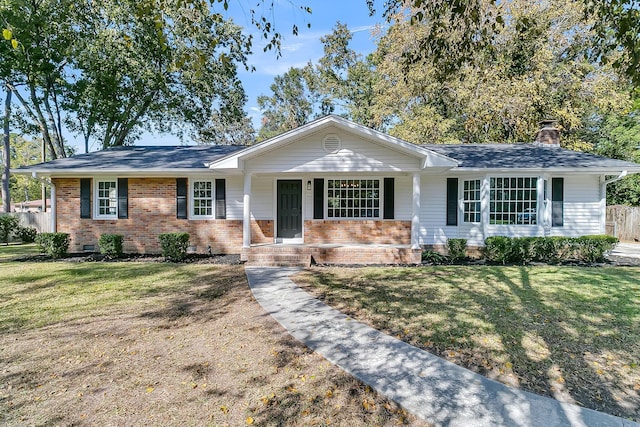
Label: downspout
xmin=31 ymin=172 xmax=55 ymax=232
xmin=599 ymin=171 xmax=628 ymax=234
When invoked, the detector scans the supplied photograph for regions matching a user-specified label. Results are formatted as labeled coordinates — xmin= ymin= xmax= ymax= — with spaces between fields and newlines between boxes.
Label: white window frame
xmin=489 ymin=176 xmax=538 ymax=226
xmin=462 ymin=179 xmax=482 ymax=223
xmin=325 ymin=178 xmax=383 ymax=220
xmin=190 ymin=179 xmax=215 ymax=219
xmin=94 ymin=178 xmax=118 ymax=219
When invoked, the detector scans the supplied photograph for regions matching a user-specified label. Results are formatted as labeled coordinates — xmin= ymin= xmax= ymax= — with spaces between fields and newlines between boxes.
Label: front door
xmin=277 ymin=180 xmax=302 ymax=240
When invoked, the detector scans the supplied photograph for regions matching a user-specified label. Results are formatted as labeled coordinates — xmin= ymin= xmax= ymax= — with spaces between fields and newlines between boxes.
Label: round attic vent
xmin=322 ymin=134 xmax=342 ymax=153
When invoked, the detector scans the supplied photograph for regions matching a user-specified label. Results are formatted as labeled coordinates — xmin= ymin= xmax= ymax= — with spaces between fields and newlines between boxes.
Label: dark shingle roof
xmin=422 ymin=144 xmax=640 ymax=170
xmin=15 ymin=145 xmax=246 ymax=173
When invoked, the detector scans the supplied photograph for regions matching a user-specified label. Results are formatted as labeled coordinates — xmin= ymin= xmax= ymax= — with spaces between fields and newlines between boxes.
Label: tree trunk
xmin=2 ymin=87 xmax=11 ymax=214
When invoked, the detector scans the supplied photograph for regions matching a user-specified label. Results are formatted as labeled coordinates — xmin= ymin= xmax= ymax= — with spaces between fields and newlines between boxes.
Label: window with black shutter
xmin=446 ymin=178 xmax=458 ymax=226
xmin=117 ymin=178 xmax=128 ymax=219
xmin=552 ymin=177 xmax=564 ymax=227
xmin=80 ymin=178 xmax=91 ymax=219
xmin=383 ymin=178 xmax=395 ymax=219
xmin=313 ymin=178 xmax=324 ymax=219
xmin=215 ymin=179 xmax=226 ymax=219
xmin=176 ymin=178 xmax=188 ymax=219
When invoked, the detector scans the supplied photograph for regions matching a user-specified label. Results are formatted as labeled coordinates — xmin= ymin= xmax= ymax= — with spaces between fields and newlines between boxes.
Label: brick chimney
xmin=534 ymin=120 xmax=560 ymax=147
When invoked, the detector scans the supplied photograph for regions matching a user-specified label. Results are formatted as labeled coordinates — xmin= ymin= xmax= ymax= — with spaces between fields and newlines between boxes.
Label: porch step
xmin=244 ymin=253 xmax=312 ymax=267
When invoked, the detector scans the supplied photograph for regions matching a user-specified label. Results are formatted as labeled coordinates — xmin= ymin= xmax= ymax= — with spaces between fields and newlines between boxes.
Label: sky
xmin=68 ymin=0 xmax=387 ymax=153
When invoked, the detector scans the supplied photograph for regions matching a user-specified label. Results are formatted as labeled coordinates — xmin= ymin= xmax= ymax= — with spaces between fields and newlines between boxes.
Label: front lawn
xmin=294 ymin=266 xmax=640 ymax=421
xmin=0 ymin=248 xmax=425 ymax=426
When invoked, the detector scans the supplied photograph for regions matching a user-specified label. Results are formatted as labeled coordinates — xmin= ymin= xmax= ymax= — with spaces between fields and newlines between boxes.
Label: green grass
xmin=0 ymin=252 xmax=244 ymax=333
xmin=0 ymin=242 xmax=39 ymax=260
xmin=294 ymin=266 xmax=640 ymax=420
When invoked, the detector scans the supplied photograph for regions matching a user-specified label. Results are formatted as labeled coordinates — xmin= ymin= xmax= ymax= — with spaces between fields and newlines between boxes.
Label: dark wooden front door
xmin=277 ymin=180 xmax=302 ymax=239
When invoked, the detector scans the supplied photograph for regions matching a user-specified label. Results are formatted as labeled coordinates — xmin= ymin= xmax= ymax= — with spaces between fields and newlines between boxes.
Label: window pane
xmin=327 ymin=179 xmax=381 ymax=219
xmin=489 ymin=176 xmax=538 ymax=225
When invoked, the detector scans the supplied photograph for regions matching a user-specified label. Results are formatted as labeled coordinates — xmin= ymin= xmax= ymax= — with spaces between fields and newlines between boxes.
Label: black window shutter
xmin=215 ymin=179 xmax=226 ymax=219
xmin=313 ymin=178 xmax=324 ymax=219
xmin=117 ymin=178 xmax=128 ymax=219
xmin=383 ymin=178 xmax=395 ymax=219
xmin=446 ymin=178 xmax=458 ymax=226
xmin=176 ymin=178 xmax=187 ymax=219
xmin=552 ymin=177 xmax=564 ymax=227
xmin=80 ymin=178 xmax=91 ymax=219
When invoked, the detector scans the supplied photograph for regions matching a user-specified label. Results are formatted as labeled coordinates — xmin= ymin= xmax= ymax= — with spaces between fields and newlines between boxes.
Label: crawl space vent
xmin=322 ymin=134 xmax=342 ymax=153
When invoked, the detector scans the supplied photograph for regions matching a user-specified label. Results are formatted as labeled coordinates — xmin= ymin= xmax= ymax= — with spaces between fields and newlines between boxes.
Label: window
xmin=327 ymin=179 xmax=380 ymax=219
xmin=192 ymin=180 xmax=213 ymax=217
xmin=490 ymin=177 xmax=537 ymax=225
xmin=96 ymin=180 xmax=117 ymax=218
xmin=463 ymin=179 xmax=481 ymax=223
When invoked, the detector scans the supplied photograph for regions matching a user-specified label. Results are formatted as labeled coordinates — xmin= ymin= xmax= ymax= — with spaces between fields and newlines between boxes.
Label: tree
xmin=313 ymin=22 xmax=377 ymax=127
xmin=8 ymin=134 xmax=41 ymax=204
xmin=197 ymin=111 xmax=256 ymax=145
xmin=592 ymin=111 xmax=640 ymax=206
xmin=366 ymin=0 xmax=640 ymax=87
xmin=257 ymin=65 xmax=331 ymax=140
xmin=371 ymin=0 xmax=632 ymax=147
xmin=0 ymin=0 xmax=73 ymax=160
xmin=2 ymin=88 xmax=9 ymax=213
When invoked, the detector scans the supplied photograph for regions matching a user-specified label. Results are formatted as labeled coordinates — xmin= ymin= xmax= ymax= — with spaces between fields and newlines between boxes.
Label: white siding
xmin=419 ymin=175 xmax=458 ymax=245
xmin=395 ymin=175 xmax=413 ymax=220
xmin=250 ymin=177 xmax=273 ymax=220
xmin=225 ymin=176 xmax=244 ymax=220
xmin=244 ymin=130 xmax=421 ymax=173
xmin=549 ymin=175 xmax=601 ymax=236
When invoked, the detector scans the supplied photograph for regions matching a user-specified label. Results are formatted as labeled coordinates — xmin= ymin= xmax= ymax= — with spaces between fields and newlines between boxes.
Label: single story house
xmin=14 ymin=115 xmax=640 ymax=265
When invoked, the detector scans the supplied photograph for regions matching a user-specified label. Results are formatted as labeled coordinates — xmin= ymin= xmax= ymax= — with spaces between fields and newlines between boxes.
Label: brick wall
xmin=304 ymin=220 xmax=411 ymax=244
xmin=54 ymin=178 xmax=246 ymax=254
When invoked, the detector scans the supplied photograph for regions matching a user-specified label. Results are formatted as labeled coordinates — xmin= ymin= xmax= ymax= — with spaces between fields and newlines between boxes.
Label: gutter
xmin=599 ymin=170 xmax=628 ymax=234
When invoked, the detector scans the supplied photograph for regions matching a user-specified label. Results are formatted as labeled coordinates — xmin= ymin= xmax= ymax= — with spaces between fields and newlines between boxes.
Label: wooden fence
xmin=13 ymin=212 xmax=52 ymax=233
xmin=607 ymin=205 xmax=640 ymax=242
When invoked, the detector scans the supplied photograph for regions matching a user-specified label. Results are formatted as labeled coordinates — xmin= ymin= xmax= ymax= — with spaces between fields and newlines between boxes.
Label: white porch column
xmin=411 ymin=173 xmax=421 ymax=249
xmin=50 ymin=181 xmax=56 ymax=232
xmin=243 ymin=173 xmax=252 ymax=248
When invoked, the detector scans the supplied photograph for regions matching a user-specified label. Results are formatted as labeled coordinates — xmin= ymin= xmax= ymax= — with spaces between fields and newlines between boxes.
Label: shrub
xmin=35 ymin=232 xmax=70 ymax=258
xmin=99 ymin=234 xmax=124 ymax=257
xmin=0 ymin=214 xmax=19 ymax=244
xmin=446 ymin=238 xmax=467 ymax=263
xmin=16 ymin=226 xmax=38 ymax=243
xmin=574 ymin=235 xmax=618 ymax=263
xmin=422 ymin=249 xmax=447 ymax=264
xmin=483 ymin=236 xmax=515 ymax=264
xmin=158 ymin=232 xmax=190 ymax=262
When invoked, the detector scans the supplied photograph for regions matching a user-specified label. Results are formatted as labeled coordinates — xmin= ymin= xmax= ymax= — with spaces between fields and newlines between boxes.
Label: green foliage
xmin=574 ymin=235 xmax=618 ymax=263
xmin=99 ymin=234 xmax=123 ymax=257
xmin=158 ymin=232 xmax=190 ymax=262
xmin=0 ymin=214 xmax=19 ymax=244
xmin=35 ymin=232 xmax=70 ymax=258
xmin=484 ymin=235 xmax=617 ymax=264
xmin=446 ymin=238 xmax=467 ymax=263
xmin=15 ymin=226 xmax=37 ymax=243
xmin=483 ymin=236 xmax=515 ymax=264
xmin=371 ymin=0 xmax=631 ymax=148
xmin=370 ymin=0 xmax=640 ymax=87
xmin=421 ymin=249 xmax=447 ymax=264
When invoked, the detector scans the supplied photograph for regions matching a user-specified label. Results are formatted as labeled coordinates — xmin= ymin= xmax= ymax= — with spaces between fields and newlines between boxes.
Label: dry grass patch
xmin=0 ymin=252 xmax=426 ymax=426
xmin=294 ymin=266 xmax=640 ymax=421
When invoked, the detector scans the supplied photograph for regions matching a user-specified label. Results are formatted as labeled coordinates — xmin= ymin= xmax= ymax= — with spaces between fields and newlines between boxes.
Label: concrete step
xmin=245 ymin=253 xmax=312 ymax=267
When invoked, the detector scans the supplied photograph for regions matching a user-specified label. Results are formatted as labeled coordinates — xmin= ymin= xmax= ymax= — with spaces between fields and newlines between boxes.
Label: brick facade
xmin=54 ymin=178 xmax=246 ymax=254
xmin=53 ymin=178 xmax=414 ymax=262
xmin=304 ymin=220 xmax=411 ymax=245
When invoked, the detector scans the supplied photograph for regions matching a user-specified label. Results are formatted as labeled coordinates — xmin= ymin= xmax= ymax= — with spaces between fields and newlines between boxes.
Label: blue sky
xmin=68 ymin=1 xmax=385 ymax=152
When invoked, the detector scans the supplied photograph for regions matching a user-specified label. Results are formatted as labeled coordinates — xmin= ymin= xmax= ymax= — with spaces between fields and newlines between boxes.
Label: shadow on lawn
xmin=297 ymin=266 xmax=640 ymax=421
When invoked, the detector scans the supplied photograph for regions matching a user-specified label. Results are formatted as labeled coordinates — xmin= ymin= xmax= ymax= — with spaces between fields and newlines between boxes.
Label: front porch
xmin=242 ymin=243 xmax=423 ymax=267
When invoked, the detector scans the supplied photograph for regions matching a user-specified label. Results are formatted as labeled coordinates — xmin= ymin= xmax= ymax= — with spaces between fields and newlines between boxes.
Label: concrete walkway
xmin=610 ymin=242 xmax=640 ymax=260
xmin=245 ymin=267 xmax=639 ymax=427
